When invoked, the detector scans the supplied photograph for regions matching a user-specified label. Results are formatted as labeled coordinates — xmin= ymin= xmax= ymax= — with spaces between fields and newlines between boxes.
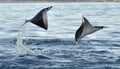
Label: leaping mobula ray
xmin=19 ymin=6 xmax=52 ymax=30
xmin=75 ymin=16 xmax=106 ymax=44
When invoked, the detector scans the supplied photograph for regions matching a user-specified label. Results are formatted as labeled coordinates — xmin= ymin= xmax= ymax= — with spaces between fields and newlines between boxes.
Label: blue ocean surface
xmin=0 ymin=2 xmax=120 ymax=69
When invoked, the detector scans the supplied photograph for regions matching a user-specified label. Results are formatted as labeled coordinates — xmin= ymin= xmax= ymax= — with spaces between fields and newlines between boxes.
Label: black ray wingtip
xmin=82 ymin=14 xmax=85 ymax=22
xmin=49 ymin=6 xmax=53 ymax=9
xmin=45 ymin=6 xmax=53 ymax=11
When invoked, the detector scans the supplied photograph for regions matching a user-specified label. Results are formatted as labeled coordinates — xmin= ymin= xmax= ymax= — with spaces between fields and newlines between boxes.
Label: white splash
xmin=15 ymin=23 xmax=40 ymax=56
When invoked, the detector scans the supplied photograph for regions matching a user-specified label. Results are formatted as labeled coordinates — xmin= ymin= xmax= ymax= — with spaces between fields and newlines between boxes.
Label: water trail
xmin=15 ymin=23 xmax=40 ymax=56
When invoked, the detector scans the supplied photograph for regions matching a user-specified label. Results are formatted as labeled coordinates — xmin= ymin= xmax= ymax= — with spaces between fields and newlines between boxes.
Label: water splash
xmin=15 ymin=23 xmax=40 ymax=56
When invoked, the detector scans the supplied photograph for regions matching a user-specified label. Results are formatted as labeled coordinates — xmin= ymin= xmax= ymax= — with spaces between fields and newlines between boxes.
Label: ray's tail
xmin=69 ymin=41 xmax=77 ymax=50
xmin=18 ymin=20 xmax=30 ymax=30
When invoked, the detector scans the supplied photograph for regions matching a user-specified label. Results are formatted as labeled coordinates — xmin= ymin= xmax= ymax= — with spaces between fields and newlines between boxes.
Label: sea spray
xmin=16 ymin=23 xmax=40 ymax=56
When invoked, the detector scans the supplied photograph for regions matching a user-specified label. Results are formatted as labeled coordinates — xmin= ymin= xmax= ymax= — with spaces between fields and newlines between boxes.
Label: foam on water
xmin=16 ymin=24 xmax=40 ymax=56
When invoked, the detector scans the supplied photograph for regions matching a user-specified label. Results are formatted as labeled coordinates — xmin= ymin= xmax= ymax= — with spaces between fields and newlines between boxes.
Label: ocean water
xmin=0 ymin=2 xmax=120 ymax=69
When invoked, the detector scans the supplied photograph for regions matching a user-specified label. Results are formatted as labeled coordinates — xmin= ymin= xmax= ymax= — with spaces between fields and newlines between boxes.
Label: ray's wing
xmin=75 ymin=16 xmax=94 ymax=43
xmin=75 ymin=16 xmax=105 ymax=44
xmin=30 ymin=6 xmax=52 ymax=30
xmin=83 ymin=16 xmax=93 ymax=28
xmin=75 ymin=20 xmax=84 ymax=42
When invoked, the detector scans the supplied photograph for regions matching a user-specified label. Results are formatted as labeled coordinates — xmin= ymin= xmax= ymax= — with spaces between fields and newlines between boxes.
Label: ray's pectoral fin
xmin=25 ymin=6 xmax=53 ymax=30
xmin=30 ymin=6 xmax=52 ymax=30
xmin=75 ymin=16 xmax=105 ymax=44
xmin=75 ymin=22 xmax=84 ymax=43
xmin=19 ymin=6 xmax=52 ymax=30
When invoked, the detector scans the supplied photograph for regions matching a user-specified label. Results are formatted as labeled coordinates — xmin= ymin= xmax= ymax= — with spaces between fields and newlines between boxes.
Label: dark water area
xmin=0 ymin=3 xmax=120 ymax=69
